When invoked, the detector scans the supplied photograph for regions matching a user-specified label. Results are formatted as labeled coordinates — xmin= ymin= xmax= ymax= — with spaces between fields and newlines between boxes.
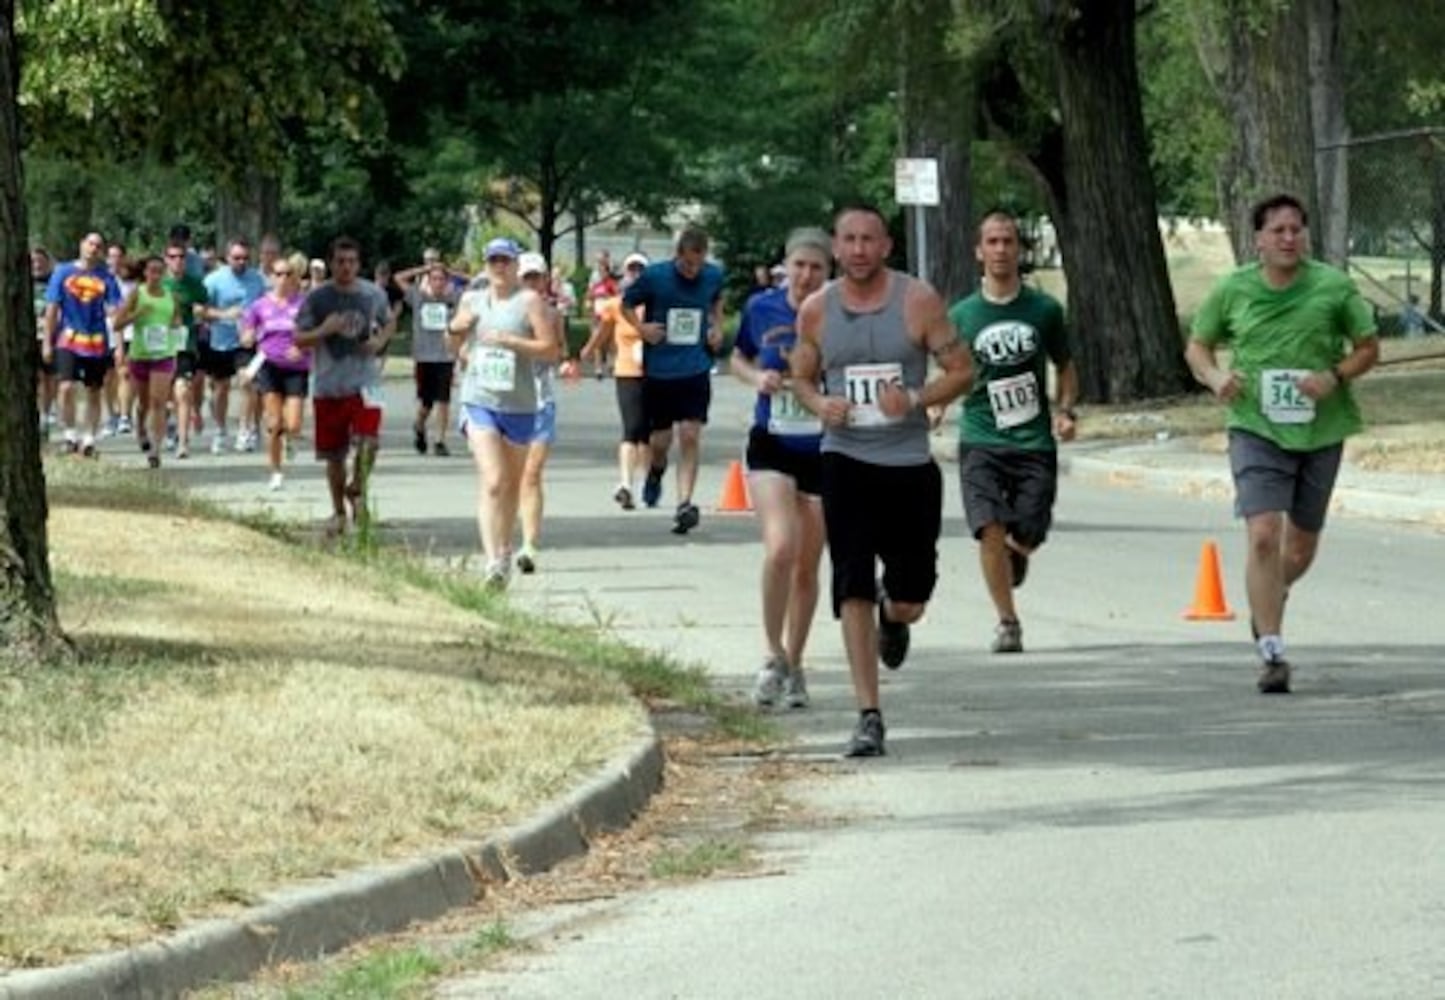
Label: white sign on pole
xmin=894 ymin=158 xmax=940 ymax=207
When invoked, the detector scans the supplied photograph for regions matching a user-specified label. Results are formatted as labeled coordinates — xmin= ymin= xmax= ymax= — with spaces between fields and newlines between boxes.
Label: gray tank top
xmin=459 ymin=287 xmax=538 ymax=413
xmin=820 ymin=271 xmax=930 ymax=466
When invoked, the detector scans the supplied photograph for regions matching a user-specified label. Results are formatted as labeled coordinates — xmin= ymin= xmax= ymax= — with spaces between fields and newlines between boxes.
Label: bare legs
xmin=750 ymin=472 xmax=825 ymax=669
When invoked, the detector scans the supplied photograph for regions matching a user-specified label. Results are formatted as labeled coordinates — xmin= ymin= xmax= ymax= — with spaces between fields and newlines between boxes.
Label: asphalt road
xmin=166 ymin=373 xmax=1445 ymax=999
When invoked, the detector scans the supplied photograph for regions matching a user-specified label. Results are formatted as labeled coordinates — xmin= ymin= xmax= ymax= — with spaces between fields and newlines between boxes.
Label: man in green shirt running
xmin=1186 ymin=192 xmax=1379 ymax=694
xmin=949 ymin=210 xmax=1078 ymax=654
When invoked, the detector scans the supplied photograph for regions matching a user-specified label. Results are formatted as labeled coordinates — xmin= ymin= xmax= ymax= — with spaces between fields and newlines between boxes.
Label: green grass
xmin=648 ymin=839 xmax=748 ymax=880
xmin=283 ymin=947 xmax=443 ymax=1000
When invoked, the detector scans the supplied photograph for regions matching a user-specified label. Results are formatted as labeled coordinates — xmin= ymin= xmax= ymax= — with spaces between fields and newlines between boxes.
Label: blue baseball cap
xmin=483 ymin=237 xmax=520 ymax=260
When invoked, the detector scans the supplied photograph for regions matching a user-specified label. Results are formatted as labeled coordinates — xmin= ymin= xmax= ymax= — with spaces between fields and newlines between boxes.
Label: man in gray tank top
xmin=792 ymin=204 xmax=973 ymax=758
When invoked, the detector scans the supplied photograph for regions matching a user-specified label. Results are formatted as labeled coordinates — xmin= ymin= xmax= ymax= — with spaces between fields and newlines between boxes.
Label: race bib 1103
xmin=987 ymin=371 xmax=1041 ymax=429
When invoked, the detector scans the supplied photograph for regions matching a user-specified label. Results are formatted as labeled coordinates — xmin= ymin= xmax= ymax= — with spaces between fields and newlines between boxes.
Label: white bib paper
xmin=142 ymin=325 xmax=171 ymax=354
xmin=768 ymin=385 xmax=822 ymax=437
xmin=665 ymin=308 xmax=703 ymax=345
xmin=844 ymin=362 xmax=903 ymax=428
xmin=476 ymin=346 xmax=517 ymax=393
xmin=988 ymin=371 xmax=1041 ymax=429
xmin=1260 ymin=369 xmax=1315 ymax=424
xmin=420 ymin=302 xmax=449 ymax=331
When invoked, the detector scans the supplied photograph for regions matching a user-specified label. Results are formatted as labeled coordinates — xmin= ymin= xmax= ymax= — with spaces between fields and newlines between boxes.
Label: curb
xmin=0 ymin=729 xmax=665 ymax=1000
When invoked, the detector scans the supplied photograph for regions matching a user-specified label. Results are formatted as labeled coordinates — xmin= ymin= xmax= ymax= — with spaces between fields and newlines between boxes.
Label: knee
xmin=678 ymin=425 xmax=701 ymax=449
xmin=763 ymin=534 xmax=798 ymax=573
xmin=1247 ymin=521 xmax=1283 ymax=558
xmin=888 ymin=600 xmax=926 ymax=624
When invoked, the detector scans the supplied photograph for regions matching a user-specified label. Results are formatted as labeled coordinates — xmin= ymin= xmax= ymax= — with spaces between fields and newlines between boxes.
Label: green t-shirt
xmin=949 ymin=285 xmax=1071 ymax=452
xmin=1191 ymin=259 xmax=1375 ymax=451
xmin=128 ymin=285 xmax=178 ymax=361
xmin=162 ymin=273 xmax=208 ymax=354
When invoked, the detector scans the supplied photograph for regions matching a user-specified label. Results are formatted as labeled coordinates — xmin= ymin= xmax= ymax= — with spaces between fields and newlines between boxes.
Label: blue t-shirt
xmin=622 ymin=260 xmax=724 ymax=379
xmin=734 ymin=288 xmax=822 ymax=453
xmin=46 ymin=261 xmax=122 ymax=357
xmin=204 ymin=266 xmax=267 ymax=351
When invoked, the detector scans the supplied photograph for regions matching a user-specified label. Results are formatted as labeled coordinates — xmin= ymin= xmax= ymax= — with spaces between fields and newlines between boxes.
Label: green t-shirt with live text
xmin=1191 ymin=259 xmax=1375 ymax=451
xmin=949 ymin=285 xmax=1070 ymax=452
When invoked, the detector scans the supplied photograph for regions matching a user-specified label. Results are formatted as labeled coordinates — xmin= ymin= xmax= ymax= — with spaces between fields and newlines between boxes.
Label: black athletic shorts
xmin=615 ymin=376 xmax=649 ymax=443
xmin=958 ymin=444 xmax=1059 ymax=548
xmin=199 ymin=344 xmax=240 ymax=381
xmin=415 ymin=361 xmax=455 ymax=407
xmin=746 ymin=427 xmax=823 ymax=497
xmin=174 ymin=350 xmax=199 ymax=382
xmin=644 ymin=372 xmax=711 ymax=431
xmin=54 ymin=348 xmax=111 ymax=389
xmin=821 ymin=451 xmax=942 ymax=618
xmin=254 ymin=362 xmax=310 ymax=399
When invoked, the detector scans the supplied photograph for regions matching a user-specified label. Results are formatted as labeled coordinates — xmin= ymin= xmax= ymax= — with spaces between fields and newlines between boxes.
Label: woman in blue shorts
xmin=729 ymin=227 xmax=832 ymax=709
xmin=449 ymin=239 xmax=561 ymax=589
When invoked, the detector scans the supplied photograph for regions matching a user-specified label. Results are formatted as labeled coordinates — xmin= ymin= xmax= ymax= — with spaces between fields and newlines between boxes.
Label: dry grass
xmin=0 ymin=507 xmax=643 ymax=969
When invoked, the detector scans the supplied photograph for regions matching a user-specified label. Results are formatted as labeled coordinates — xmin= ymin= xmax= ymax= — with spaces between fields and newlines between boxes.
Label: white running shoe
xmin=752 ymin=654 xmax=789 ymax=709
xmin=268 ymin=472 xmax=284 ymax=492
xmin=211 ymin=433 xmax=227 ymax=455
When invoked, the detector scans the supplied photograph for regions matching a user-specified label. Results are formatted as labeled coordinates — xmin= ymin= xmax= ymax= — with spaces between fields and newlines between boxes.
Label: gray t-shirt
xmin=406 ymin=285 xmax=458 ymax=363
xmin=297 ymin=279 xmax=392 ymax=399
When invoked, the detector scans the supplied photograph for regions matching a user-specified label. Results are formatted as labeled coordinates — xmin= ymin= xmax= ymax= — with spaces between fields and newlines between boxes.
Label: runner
xmin=111 ymin=255 xmax=183 ymax=469
xmin=396 ymin=260 xmax=461 ymax=456
xmin=949 ymin=210 xmax=1078 ymax=654
xmin=791 ymin=204 xmax=972 ymax=757
xmin=104 ymin=244 xmax=136 ymax=437
xmin=31 ymin=246 xmax=55 ymax=436
xmin=42 ymin=232 xmax=123 ymax=457
xmin=517 ymin=251 xmax=567 ymax=574
xmin=1185 ymin=192 xmax=1379 ymax=694
xmin=581 ymin=252 xmax=649 ymax=508
xmin=243 ymin=252 xmax=311 ymax=490
xmin=729 ymin=227 xmax=832 ymax=710
xmin=620 ymin=226 xmax=725 ymax=535
xmin=294 ymin=236 xmax=395 ymax=538
xmin=200 ymin=238 xmax=266 ymax=454
xmin=586 ymin=250 xmax=617 ymax=378
xmin=162 ymin=239 xmax=209 ymax=459
xmin=447 ymin=237 xmax=559 ymax=588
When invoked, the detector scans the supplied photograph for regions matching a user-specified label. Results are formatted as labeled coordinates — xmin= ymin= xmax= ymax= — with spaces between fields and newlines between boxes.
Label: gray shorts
xmin=1228 ymin=429 xmax=1343 ymax=532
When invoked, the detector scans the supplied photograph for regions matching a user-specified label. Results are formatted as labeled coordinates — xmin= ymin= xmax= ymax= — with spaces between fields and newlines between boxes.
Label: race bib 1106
xmin=1260 ymin=369 xmax=1315 ymax=424
xmin=844 ymin=362 xmax=903 ymax=428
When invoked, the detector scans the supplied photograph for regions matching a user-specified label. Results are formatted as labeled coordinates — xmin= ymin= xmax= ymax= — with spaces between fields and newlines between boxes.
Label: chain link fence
xmin=1339 ymin=127 xmax=1445 ymax=337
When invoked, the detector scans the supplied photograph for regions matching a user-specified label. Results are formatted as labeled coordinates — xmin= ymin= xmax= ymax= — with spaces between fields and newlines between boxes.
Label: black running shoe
xmin=1009 ymin=548 xmax=1029 ymax=588
xmin=672 ymin=502 xmax=700 ymax=535
xmin=433 ymin=441 xmax=450 ymax=457
xmin=845 ymin=712 xmax=886 ymax=757
xmin=642 ymin=465 xmax=666 ymax=508
xmin=877 ymin=587 xmax=910 ymax=669
xmin=413 ymin=424 xmax=427 ymax=455
xmin=1257 ymin=657 xmax=1291 ymax=694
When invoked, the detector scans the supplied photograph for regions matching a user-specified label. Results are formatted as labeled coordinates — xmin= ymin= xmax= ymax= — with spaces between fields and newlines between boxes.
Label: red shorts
xmin=314 ymin=394 xmax=382 ymax=459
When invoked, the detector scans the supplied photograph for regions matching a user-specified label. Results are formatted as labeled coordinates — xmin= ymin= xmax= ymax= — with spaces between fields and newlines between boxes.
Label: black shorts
xmin=1228 ymin=429 xmax=1343 ymax=533
xmin=54 ymin=348 xmax=111 ymax=389
xmin=415 ymin=361 xmax=455 ymax=406
xmin=746 ymin=427 xmax=823 ymax=496
xmin=616 ymin=376 xmax=649 ymax=443
xmin=234 ymin=346 xmax=256 ymax=372
xmin=821 ymin=452 xmax=942 ymax=617
xmin=174 ymin=350 xmax=199 ymax=381
xmin=958 ymin=444 xmax=1059 ymax=548
xmin=255 ymin=362 xmax=310 ymax=399
xmin=199 ymin=344 xmax=240 ymax=381
xmin=644 ymin=372 xmax=711 ymax=431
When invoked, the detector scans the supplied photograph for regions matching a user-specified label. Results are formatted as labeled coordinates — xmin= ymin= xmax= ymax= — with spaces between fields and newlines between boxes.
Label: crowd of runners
xmin=30 ymin=191 xmax=1379 ymax=756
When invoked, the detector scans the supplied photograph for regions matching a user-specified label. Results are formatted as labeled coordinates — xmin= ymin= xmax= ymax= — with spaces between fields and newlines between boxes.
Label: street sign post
xmin=894 ymin=158 xmax=939 ymax=282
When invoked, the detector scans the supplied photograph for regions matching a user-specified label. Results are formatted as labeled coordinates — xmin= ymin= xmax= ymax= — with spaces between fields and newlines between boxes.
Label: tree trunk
xmin=1046 ymin=0 xmax=1190 ymax=402
xmin=1193 ymin=0 xmax=1318 ymax=263
xmin=1431 ymin=151 xmax=1445 ymax=322
xmin=0 ymin=0 xmax=68 ymax=665
xmin=216 ymin=169 xmax=281 ymax=250
xmin=899 ymin=0 xmax=975 ymax=303
xmin=1308 ymin=0 xmax=1348 ymax=265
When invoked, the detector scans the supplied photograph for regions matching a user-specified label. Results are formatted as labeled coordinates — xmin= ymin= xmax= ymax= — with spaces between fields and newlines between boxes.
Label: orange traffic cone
xmin=1183 ymin=540 xmax=1236 ymax=620
xmin=717 ymin=460 xmax=752 ymax=513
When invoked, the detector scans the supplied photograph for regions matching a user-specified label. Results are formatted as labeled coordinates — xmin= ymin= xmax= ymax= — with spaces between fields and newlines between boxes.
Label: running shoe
xmin=642 ymin=464 xmax=665 ymax=508
xmin=164 ymin=433 xmax=178 ymax=453
xmin=139 ymin=436 xmax=152 ymax=454
xmin=483 ymin=559 xmax=511 ymax=591
xmin=62 ymin=436 xmax=79 ymax=456
xmin=176 ymin=445 xmax=190 ymax=460
xmin=752 ymin=654 xmax=789 ymax=709
xmin=101 ymin=416 xmax=117 ymax=438
xmin=211 ymin=433 xmax=227 ymax=455
xmin=116 ymin=415 xmax=132 ymax=436
xmin=146 ymin=455 xmax=160 ymax=470
xmin=845 ymin=712 xmax=886 ymax=757
xmin=268 ymin=472 xmax=284 ymax=492
xmin=433 ymin=441 xmax=450 ymax=457
xmin=1009 ymin=548 xmax=1029 ymax=588
xmin=1257 ymin=657 xmax=1291 ymax=695
xmin=80 ymin=437 xmax=98 ymax=459
xmin=413 ymin=423 xmax=427 ymax=455
xmin=877 ymin=585 xmax=910 ymax=669
xmin=235 ymin=431 xmax=253 ymax=453
xmin=671 ymin=501 xmax=701 ymax=535
xmin=992 ymin=619 xmax=1024 ymax=654
xmin=516 ymin=545 xmax=538 ymax=575
xmin=783 ymin=669 xmax=810 ymax=709
xmin=613 ymin=484 xmax=635 ymax=510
